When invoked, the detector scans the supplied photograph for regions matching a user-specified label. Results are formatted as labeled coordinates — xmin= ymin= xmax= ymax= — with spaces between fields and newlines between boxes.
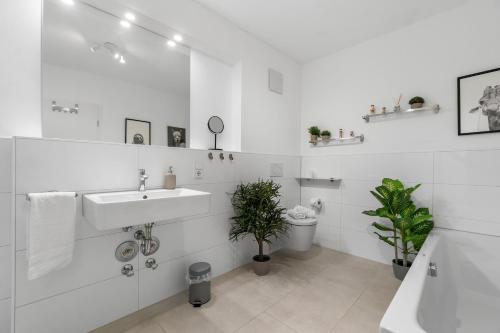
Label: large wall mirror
xmin=42 ymin=0 xmax=191 ymax=147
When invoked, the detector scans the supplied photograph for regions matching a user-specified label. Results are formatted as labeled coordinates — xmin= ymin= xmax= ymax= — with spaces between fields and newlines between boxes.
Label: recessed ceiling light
xmin=124 ymin=12 xmax=136 ymax=21
xmin=61 ymin=0 xmax=75 ymax=5
xmin=114 ymin=53 xmax=120 ymax=59
xmin=120 ymin=20 xmax=131 ymax=28
xmin=173 ymin=34 xmax=183 ymax=42
xmin=167 ymin=40 xmax=176 ymax=47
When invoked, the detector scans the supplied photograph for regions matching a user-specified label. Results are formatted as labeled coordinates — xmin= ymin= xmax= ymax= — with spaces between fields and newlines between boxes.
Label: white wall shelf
xmin=296 ymin=177 xmax=340 ymax=183
xmin=309 ymin=134 xmax=364 ymax=147
xmin=362 ymin=104 xmax=440 ymax=122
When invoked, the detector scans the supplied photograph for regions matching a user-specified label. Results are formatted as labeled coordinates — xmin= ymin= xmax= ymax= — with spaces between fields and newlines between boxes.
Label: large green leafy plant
xmin=230 ymin=179 xmax=289 ymax=261
xmin=362 ymin=178 xmax=433 ymax=267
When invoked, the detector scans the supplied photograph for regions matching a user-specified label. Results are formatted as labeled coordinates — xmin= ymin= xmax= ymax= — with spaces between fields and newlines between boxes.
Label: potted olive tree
xmin=229 ymin=179 xmax=289 ymax=276
xmin=362 ymin=178 xmax=433 ymax=280
xmin=409 ymin=96 xmax=425 ymax=109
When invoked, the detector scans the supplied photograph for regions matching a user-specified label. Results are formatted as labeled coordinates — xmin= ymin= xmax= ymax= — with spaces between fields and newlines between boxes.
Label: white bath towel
xmin=27 ymin=192 xmax=77 ymax=280
xmin=287 ymin=205 xmax=316 ymax=219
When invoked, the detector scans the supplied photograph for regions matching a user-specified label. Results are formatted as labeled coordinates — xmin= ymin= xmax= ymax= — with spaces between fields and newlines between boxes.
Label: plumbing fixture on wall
xmin=229 ymin=153 xmax=234 ymax=160
xmin=115 ymin=240 xmax=139 ymax=262
xmin=121 ymin=264 xmax=134 ymax=277
xmin=208 ymin=152 xmax=213 ymax=160
xmin=219 ymin=153 xmax=224 ymax=160
xmin=52 ymin=101 xmax=79 ymax=114
xmin=145 ymin=258 xmax=159 ymax=270
xmin=135 ymin=223 xmax=160 ymax=256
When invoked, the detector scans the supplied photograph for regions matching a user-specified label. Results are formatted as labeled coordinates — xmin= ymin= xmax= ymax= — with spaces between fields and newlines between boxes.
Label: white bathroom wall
xmin=43 ymin=64 xmax=190 ymax=146
xmin=0 ymin=139 xmax=12 ymax=333
xmin=0 ymin=0 xmax=42 ymax=138
xmin=298 ymin=0 xmax=500 ymax=264
xmin=301 ymin=0 xmax=500 ymax=155
xmin=302 ymin=148 xmax=500 ymax=264
xmin=12 ymin=137 xmax=300 ymax=333
xmin=190 ymin=51 xmax=241 ymax=151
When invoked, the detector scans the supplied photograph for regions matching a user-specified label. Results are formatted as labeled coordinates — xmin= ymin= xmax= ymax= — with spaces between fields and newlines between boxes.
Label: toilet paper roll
xmin=310 ymin=198 xmax=322 ymax=209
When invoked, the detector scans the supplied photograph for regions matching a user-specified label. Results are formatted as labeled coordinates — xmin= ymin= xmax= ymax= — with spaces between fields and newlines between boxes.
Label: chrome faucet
xmin=138 ymin=169 xmax=148 ymax=191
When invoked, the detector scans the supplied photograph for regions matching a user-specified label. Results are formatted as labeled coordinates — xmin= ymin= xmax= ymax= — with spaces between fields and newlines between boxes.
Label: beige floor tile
xmin=266 ymin=280 xmax=361 ymax=333
xmin=122 ymin=322 xmax=165 ymax=333
xmin=236 ymin=313 xmax=296 ymax=333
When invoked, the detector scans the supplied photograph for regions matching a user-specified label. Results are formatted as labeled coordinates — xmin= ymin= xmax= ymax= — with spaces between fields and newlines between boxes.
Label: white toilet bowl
xmin=284 ymin=215 xmax=318 ymax=251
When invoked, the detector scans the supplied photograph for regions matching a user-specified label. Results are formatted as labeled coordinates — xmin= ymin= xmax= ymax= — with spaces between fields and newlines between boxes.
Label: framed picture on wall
xmin=167 ymin=126 xmax=186 ymax=147
xmin=125 ymin=118 xmax=151 ymax=145
xmin=458 ymin=67 xmax=500 ymax=136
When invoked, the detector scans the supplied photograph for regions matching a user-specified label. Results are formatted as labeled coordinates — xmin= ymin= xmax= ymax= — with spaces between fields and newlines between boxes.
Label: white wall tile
xmin=435 ymin=215 xmax=500 ymax=237
xmin=0 ymin=139 xmax=12 ymax=193
xmin=341 ymin=180 xmax=433 ymax=210
xmin=141 ymin=214 xmax=231 ymax=268
xmin=0 ymin=298 xmax=10 ymax=333
xmin=341 ymin=204 xmax=377 ymax=233
xmin=15 ymin=274 xmax=138 ymax=333
xmin=435 ymin=150 xmax=500 ymax=186
xmin=16 ymin=232 xmax=138 ymax=306
xmin=340 ymin=229 xmax=393 ymax=264
xmin=139 ymin=255 xmax=189 ymax=309
xmin=301 ymin=155 xmax=340 ymax=179
xmin=313 ymin=201 xmax=341 ymax=241
xmin=189 ymin=243 xmax=235 ymax=278
xmin=434 ymin=184 xmax=500 ymax=223
xmin=300 ymin=181 xmax=341 ymax=205
xmin=341 ymin=152 xmax=434 ymax=183
xmin=15 ymin=138 xmax=138 ymax=193
xmin=189 ymin=182 xmax=236 ymax=215
xmin=0 ymin=194 xmax=10 ymax=247
xmin=0 ymin=246 xmax=11 ymax=300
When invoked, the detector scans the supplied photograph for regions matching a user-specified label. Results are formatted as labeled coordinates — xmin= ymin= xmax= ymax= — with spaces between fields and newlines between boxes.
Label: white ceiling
xmin=194 ymin=0 xmax=468 ymax=62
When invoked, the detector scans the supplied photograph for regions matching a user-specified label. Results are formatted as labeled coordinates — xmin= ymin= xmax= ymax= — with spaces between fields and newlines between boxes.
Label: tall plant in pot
xmin=362 ymin=178 xmax=433 ymax=280
xmin=229 ymin=179 xmax=289 ymax=276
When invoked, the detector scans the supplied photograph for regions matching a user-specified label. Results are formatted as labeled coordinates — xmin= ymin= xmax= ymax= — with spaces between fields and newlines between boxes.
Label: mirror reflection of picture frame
xmin=458 ymin=67 xmax=500 ymax=136
xmin=167 ymin=126 xmax=186 ymax=148
xmin=125 ymin=118 xmax=151 ymax=145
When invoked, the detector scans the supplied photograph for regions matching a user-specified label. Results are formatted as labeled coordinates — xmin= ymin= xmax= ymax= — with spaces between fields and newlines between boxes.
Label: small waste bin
xmin=188 ymin=262 xmax=211 ymax=307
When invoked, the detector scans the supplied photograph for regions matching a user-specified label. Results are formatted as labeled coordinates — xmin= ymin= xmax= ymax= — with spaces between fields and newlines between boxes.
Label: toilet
xmin=284 ymin=215 xmax=318 ymax=251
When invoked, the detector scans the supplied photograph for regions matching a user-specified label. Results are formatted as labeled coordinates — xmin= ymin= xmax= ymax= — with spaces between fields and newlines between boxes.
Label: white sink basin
xmin=83 ymin=188 xmax=211 ymax=230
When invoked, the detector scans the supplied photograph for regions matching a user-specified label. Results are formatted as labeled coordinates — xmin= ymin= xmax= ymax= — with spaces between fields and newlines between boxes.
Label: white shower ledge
xmin=83 ymin=188 xmax=211 ymax=230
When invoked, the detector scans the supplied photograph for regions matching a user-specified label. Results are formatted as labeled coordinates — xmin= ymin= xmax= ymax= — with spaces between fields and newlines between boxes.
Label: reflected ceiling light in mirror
xmin=124 ymin=12 xmax=136 ymax=21
xmin=167 ymin=40 xmax=176 ymax=48
xmin=120 ymin=20 xmax=131 ymax=28
xmin=61 ymin=0 xmax=75 ymax=5
xmin=119 ymin=55 xmax=126 ymax=64
xmin=173 ymin=34 xmax=183 ymax=42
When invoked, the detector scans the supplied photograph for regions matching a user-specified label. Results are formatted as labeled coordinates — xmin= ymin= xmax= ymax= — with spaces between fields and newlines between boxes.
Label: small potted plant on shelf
xmin=320 ymin=130 xmax=331 ymax=142
xmin=308 ymin=126 xmax=321 ymax=143
xmin=229 ymin=179 xmax=289 ymax=276
xmin=409 ymin=96 xmax=425 ymax=109
xmin=362 ymin=178 xmax=433 ymax=280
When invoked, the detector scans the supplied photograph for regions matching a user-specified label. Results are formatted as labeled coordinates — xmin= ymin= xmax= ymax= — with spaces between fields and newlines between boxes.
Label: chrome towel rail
xmin=25 ymin=192 xmax=78 ymax=201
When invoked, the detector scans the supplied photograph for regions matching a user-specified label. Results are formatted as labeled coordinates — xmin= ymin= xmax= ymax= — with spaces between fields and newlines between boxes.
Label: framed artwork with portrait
xmin=458 ymin=67 xmax=500 ymax=136
xmin=125 ymin=118 xmax=151 ymax=145
xmin=167 ymin=126 xmax=186 ymax=148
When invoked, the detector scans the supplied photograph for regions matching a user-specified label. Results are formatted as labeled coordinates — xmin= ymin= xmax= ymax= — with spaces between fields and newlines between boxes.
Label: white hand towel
xmin=27 ymin=192 xmax=77 ymax=280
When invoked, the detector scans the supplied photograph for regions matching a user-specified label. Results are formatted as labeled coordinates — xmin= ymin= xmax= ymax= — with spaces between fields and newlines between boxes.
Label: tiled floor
xmin=93 ymin=246 xmax=400 ymax=333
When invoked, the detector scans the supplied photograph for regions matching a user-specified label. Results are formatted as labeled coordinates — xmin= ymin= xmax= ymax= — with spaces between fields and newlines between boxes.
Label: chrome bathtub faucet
xmin=138 ymin=169 xmax=149 ymax=191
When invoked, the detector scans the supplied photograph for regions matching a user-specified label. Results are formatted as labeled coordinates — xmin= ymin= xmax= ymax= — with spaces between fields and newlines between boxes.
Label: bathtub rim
xmin=379 ymin=231 xmax=440 ymax=333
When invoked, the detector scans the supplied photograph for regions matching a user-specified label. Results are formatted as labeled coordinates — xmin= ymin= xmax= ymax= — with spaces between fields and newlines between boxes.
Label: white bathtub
xmin=380 ymin=229 xmax=500 ymax=333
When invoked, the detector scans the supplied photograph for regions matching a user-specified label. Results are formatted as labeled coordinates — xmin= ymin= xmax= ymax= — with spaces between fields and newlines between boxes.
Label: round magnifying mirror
xmin=207 ymin=116 xmax=224 ymax=150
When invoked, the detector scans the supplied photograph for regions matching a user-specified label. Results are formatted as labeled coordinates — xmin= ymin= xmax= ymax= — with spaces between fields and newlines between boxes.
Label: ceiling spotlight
xmin=114 ymin=53 xmax=120 ymax=59
xmin=119 ymin=55 xmax=126 ymax=64
xmin=124 ymin=12 xmax=136 ymax=21
xmin=61 ymin=0 xmax=75 ymax=5
xmin=173 ymin=34 xmax=183 ymax=42
xmin=120 ymin=20 xmax=131 ymax=28
xmin=90 ymin=44 xmax=100 ymax=53
xmin=167 ymin=40 xmax=176 ymax=47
